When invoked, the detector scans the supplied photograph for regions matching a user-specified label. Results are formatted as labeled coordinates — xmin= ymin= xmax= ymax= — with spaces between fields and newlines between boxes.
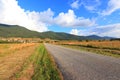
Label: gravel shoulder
xmin=45 ymin=43 xmax=120 ymax=80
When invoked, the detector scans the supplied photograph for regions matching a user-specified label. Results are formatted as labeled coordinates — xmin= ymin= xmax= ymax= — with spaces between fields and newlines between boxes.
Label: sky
xmin=0 ymin=0 xmax=120 ymax=38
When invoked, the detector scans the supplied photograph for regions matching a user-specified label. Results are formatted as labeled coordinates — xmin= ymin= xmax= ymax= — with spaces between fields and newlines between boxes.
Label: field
xmin=0 ymin=43 xmax=62 ymax=80
xmin=56 ymin=40 xmax=120 ymax=58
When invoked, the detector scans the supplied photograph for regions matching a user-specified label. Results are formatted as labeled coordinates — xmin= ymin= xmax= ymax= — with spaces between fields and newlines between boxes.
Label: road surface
xmin=45 ymin=44 xmax=120 ymax=80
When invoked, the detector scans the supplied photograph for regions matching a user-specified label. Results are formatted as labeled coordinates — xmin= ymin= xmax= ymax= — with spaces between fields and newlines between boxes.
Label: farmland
xmin=56 ymin=40 xmax=120 ymax=58
xmin=0 ymin=43 xmax=62 ymax=80
xmin=0 ymin=40 xmax=119 ymax=80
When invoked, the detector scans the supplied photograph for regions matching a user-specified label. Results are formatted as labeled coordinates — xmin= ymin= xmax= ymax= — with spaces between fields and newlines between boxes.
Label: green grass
xmin=13 ymin=44 xmax=62 ymax=80
xmin=62 ymin=44 xmax=120 ymax=58
xmin=32 ymin=44 xmax=62 ymax=80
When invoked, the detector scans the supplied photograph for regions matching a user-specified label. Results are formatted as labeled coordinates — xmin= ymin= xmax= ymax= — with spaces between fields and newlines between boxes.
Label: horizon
xmin=0 ymin=0 xmax=120 ymax=38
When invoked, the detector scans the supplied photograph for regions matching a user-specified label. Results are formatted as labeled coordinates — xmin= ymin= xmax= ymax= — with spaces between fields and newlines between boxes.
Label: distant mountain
xmin=0 ymin=23 xmax=113 ymax=40
xmin=87 ymin=35 xmax=103 ymax=40
xmin=86 ymin=35 xmax=113 ymax=40
xmin=40 ymin=31 xmax=88 ymax=40
xmin=102 ymin=36 xmax=114 ymax=40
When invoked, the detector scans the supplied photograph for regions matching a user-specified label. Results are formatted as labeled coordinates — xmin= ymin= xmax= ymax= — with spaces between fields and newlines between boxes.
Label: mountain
xmin=0 ymin=24 xmax=85 ymax=40
xmin=86 ymin=35 xmax=113 ymax=40
xmin=87 ymin=35 xmax=103 ymax=40
xmin=0 ymin=23 xmax=113 ymax=40
xmin=0 ymin=24 xmax=40 ymax=38
xmin=39 ymin=31 xmax=88 ymax=40
xmin=102 ymin=36 xmax=114 ymax=40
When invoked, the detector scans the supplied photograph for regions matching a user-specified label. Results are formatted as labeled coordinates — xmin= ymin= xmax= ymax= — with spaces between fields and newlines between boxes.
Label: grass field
xmin=56 ymin=40 xmax=120 ymax=58
xmin=32 ymin=44 xmax=62 ymax=80
xmin=0 ymin=43 xmax=62 ymax=80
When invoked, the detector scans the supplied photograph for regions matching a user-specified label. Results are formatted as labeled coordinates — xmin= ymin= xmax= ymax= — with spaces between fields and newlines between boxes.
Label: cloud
xmin=0 ymin=0 xmax=48 ymax=32
xmin=27 ymin=8 xmax=54 ymax=26
xmin=92 ymin=23 xmax=120 ymax=37
xmin=70 ymin=0 xmax=101 ymax=12
xmin=72 ymin=23 xmax=120 ymax=38
xmin=70 ymin=28 xmax=95 ymax=36
xmin=101 ymin=0 xmax=120 ymax=16
xmin=70 ymin=29 xmax=79 ymax=35
xmin=83 ymin=0 xmax=101 ymax=11
xmin=54 ymin=10 xmax=96 ymax=27
xmin=70 ymin=0 xmax=80 ymax=9
xmin=0 ymin=0 xmax=96 ymax=32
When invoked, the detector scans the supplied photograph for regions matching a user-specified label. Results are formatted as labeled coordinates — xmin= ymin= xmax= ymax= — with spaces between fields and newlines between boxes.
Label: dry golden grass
xmin=57 ymin=40 xmax=120 ymax=57
xmin=58 ymin=40 xmax=120 ymax=50
xmin=11 ymin=64 xmax=34 ymax=80
xmin=0 ymin=43 xmax=39 ymax=80
xmin=0 ymin=43 xmax=36 ymax=57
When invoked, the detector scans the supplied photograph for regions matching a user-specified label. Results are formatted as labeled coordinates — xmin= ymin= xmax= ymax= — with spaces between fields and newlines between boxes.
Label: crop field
xmin=56 ymin=40 xmax=120 ymax=58
xmin=0 ymin=43 xmax=62 ymax=80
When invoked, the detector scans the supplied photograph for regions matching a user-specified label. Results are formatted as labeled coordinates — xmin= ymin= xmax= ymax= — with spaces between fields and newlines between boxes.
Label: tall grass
xmin=58 ymin=41 xmax=120 ymax=50
xmin=57 ymin=41 xmax=120 ymax=58
xmin=0 ymin=43 xmax=36 ymax=57
xmin=32 ymin=44 xmax=62 ymax=80
xmin=63 ymin=44 xmax=120 ymax=58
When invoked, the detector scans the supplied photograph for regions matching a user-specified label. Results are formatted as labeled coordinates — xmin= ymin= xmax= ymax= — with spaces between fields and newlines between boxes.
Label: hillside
xmin=0 ymin=24 xmax=112 ymax=40
xmin=40 ymin=31 xmax=88 ymax=40
xmin=87 ymin=35 xmax=112 ymax=40
xmin=0 ymin=24 xmax=85 ymax=40
xmin=0 ymin=24 xmax=40 ymax=38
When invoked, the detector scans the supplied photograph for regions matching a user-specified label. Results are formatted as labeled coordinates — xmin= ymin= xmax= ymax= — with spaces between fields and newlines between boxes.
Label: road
xmin=45 ymin=44 xmax=120 ymax=80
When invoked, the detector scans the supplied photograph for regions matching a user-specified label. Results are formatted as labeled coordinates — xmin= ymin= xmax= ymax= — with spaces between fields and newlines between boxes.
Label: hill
xmin=40 ymin=31 xmax=88 ymax=40
xmin=0 ymin=23 xmax=113 ymax=40
xmin=0 ymin=24 xmax=41 ymax=38
xmin=87 ymin=35 xmax=113 ymax=40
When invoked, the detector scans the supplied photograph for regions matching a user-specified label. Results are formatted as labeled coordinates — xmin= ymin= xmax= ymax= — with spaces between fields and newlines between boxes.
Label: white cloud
xmin=70 ymin=28 xmax=95 ymax=36
xmin=33 ymin=8 xmax=54 ymax=24
xmin=72 ymin=23 xmax=120 ymax=38
xmin=93 ymin=23 xmax=120 ymax=37
xmin=101 ymin=0 xmax=120 ymax=16
xmin=0 ymin=0 xmax=96 ymax=32
xmin=70 ymin=0 xmax=101 ymax=12
xmin=54 ymin=10 xmax=96 ymax=27
xmin=70 ymin=29 xmax=79 ymax=35
xmin=70 ymin=0 xmax=80 ymax=9
xmin=82 ymin=0 xmax=101 ymax=11
xmin=27 ymin=8 xmax=54 ymax=26
xmin=0 ymin=0 xmax=48 ymax=32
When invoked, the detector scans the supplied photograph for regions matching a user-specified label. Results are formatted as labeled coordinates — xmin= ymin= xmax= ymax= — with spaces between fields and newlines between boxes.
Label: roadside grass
xmin=32 ymin=44 xmax=62 ymax=80
xmin=62 ymin=44 xmax=120 ymax=58
xmin=12 ymin=46 xmax=39 ymax=79
xmin=0 ymin=43 xmax=35 ymax=57
xmin=57 ymin=40 xmax=120 ymax=50
xmin=0 ymin=43 xmax=62 ymax=80
xmin=0 ymin=43 xmax=38 ymax=80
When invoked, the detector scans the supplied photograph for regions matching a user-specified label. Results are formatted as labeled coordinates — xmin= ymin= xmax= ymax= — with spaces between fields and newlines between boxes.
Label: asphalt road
xmin=45 ymin=44 xmax=120 ymax=80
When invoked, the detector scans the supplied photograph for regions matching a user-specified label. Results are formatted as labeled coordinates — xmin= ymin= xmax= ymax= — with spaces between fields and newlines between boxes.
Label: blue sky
xmin=0 ymin=0 xmax=120 ymax=37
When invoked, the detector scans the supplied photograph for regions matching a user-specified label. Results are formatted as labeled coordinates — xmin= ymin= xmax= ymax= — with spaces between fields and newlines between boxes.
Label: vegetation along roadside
xmin=32 ymin=44 xmax=63 ymax=80
xmin=0 ymin=43 xmax=62 ymax=80
xmin=57 ymin=40 xmax=120 ymax=58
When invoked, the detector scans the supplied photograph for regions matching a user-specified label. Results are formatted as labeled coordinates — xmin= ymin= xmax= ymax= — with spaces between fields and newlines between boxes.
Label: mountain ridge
xmin=0 ymin=23 xmax=113 ymax=40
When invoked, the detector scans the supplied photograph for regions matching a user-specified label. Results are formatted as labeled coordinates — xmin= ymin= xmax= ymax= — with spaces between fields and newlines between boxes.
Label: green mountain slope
xmin=0 ymin=24 xmax=40 ymax=38
xmin=0 ymin=24 xmax=112 ymax=40
xmin=40 ymin=31 xmax=87 ymax=40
